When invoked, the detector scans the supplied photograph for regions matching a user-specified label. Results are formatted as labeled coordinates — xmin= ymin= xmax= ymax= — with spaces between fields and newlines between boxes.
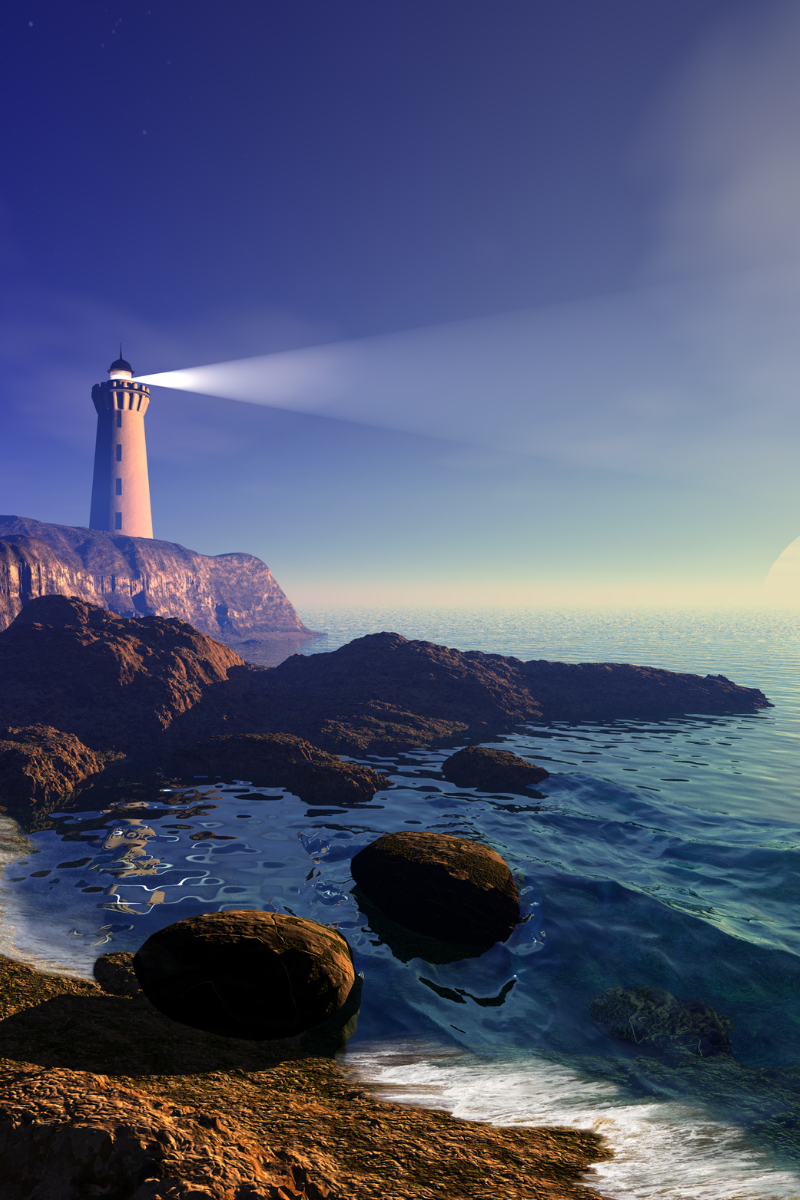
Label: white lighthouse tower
xmin=89 ymin=353 xmax=153 ymax=538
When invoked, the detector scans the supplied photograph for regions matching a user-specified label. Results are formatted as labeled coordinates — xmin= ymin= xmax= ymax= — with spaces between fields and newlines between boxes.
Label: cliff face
xmin=0 ymin=516 xmax=311 ymax=643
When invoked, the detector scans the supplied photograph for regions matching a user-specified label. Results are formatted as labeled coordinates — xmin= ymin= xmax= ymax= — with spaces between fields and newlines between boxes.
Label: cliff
xmin=0 ymin=515 xmax=312 ymax=648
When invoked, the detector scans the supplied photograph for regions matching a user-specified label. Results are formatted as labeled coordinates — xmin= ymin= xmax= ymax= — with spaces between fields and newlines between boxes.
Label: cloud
xmin=132 ymin=6 xmax=800 ymax=529
xmin=639 ymin=2 xmax=800 ymax=277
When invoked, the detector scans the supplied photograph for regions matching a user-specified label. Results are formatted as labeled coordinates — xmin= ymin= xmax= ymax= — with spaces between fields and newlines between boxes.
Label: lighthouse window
xmin=115 ymin=513 xmax=122 ymax=530
xmin=116 ymin=411 xmax=122 ymax=428
xmin=116 ymin=445 xmax=122 ymax=461
xmin=115 ymin=479 xmax=122 ymax=495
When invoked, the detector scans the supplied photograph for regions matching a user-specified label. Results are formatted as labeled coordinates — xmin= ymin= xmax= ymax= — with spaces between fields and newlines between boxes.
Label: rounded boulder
xmin=441 ymin=745 xmax=549 ymax=792
xmin=133 ymin=910 xmax=355 ymax=1040
xmin=350 ymin=831 xmax=519 ymax=947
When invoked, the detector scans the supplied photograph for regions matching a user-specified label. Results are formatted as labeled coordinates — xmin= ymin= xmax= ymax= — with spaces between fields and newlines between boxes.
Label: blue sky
xmin=1 ymin=0 xmax=798 ymax=606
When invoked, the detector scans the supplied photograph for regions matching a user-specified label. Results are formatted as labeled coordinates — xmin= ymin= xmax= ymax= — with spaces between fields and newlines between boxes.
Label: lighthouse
xmin=89 ymin=354 xmax=153 ymax=538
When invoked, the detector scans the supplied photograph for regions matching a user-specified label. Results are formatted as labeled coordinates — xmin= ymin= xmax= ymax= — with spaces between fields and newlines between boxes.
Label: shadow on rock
xmin=0 ymin=988 xmax=313 ymax=1076
xmin=299 ymin=974 xmax=363 ymax=1056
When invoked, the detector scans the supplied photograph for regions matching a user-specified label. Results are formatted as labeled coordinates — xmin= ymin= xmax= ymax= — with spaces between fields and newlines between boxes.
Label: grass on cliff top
xmin=0 ymin=952 xmax=610 ymax=1199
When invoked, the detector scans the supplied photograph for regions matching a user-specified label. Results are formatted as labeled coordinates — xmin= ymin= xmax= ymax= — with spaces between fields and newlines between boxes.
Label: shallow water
xmin=1 ymin=605 xmax=798 ymax=1199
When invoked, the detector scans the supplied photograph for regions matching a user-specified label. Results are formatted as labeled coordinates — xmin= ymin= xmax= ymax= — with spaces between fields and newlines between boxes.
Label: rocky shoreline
xmin=0 ymin=594 xmax=770 ymax=826
xmin=0 ymin=954 xmax=609 ymax=1199
xmin=0 ymin=594 xmax=773 ymax=1196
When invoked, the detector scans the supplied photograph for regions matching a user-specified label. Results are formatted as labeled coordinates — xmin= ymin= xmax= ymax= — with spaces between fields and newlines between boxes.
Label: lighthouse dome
xmin=108 ymin=356 xmax=133 ymax=379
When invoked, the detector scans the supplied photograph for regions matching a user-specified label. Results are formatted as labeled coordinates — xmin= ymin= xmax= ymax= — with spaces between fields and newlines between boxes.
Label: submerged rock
xmin=133 ymin=910 xmax=355 ymax=1040
xmin=166 ymin=732 xmax=388 ymax=803
xmin=589 ymin=985 xmax=735 ymax=1058
xmin=441 ymin=745 xmax=549 ymax=791
xmin=352 ymin=884 xmax=494 ymax=964
xmin=350 ymin=830 xmax=520 ymax=947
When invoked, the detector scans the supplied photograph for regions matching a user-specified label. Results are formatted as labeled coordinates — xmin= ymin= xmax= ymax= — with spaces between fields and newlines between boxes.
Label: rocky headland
xmin=0 ymin=515 xmax=316 ymax=660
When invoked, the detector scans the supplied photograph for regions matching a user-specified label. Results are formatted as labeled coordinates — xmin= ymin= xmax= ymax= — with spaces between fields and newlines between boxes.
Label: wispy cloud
xmin=639 ymin=2 xmax=800 ymax=277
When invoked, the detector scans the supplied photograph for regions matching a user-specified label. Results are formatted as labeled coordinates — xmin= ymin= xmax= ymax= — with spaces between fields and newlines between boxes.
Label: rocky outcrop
xmin=0 ymin=1066 xmax=335 ymax=1199
xmin=0 ymin=514 xmax=312 ymax=646
xmin=0 ymin=600 xmax=773 ymax=816
xmin=518 ymin=657 xmax=765 ymax=724
xmin=350 ymin=831 xmax=520 ymax=947
xmin=255 ymin=631 xmax=772 ymax=753
xmin=0 ymin=595 xmax=250 ymax=755
xmin=166 ymin=733 xmax=389 ymax=803
xmin=0 ymin=725 xmax=106 ymax=811
xmin=589 ymin=985 xmax=735 ymax=1058
xmin=134 ymin=911 xmax=356 ymax=1040
xmin=441 ymin=745 xmax=550 ymax=791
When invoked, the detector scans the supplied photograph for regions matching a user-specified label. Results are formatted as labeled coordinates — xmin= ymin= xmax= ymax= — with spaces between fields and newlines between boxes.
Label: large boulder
xmin=166 ymin=732 xmax=388 ymax=804
xmin=441 ymin=745 xmax=549 ymax=791
xmin=589 ymin=985 xmax=734 ymax=1058
xmin=133 ymin=910 xmax=355 ymax=1040
xmin=350 ymin=831 xmax=520 ymax=947
xmin=0 ymin=724 xmax=105 ymax=812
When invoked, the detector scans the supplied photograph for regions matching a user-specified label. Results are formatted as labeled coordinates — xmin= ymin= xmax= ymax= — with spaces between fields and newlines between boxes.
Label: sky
xmin=1 ymin=0 xmax=799 ymax=608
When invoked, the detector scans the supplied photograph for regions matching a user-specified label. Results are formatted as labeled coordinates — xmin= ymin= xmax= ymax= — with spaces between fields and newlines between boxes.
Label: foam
xmin=347 ymin=1042 xmax=800 ymax=1200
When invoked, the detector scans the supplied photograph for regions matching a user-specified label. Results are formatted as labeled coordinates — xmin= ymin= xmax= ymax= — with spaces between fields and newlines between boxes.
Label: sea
xmin=0 ymin=604 xmax=798 ymax=1200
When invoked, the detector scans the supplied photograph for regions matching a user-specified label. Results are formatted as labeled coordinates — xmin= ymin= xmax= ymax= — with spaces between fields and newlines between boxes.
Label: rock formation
xmin=166 ymin=733 xmax=389 ymax=804
xmin=134 ymin=911 xmax=356 ymax=1040
xmin=0 ymin=595 xmax=250 ymax=756
xmin=0 ymin=597 xmax=773 ymax=819
xmin=0 ymin=954 xmax=610 ymax=1200
xmin=350 ymin=831 xmax=520 ymax=947
xmin=253 ymin=630 xmax=772 ymax=752
xmin=0 ymin=725 xmax=107 ymax=810
xmin=441 ymin=745 xmax=550 ymax=791
xmin=0 ymin=514 xmax=313 ymax=653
